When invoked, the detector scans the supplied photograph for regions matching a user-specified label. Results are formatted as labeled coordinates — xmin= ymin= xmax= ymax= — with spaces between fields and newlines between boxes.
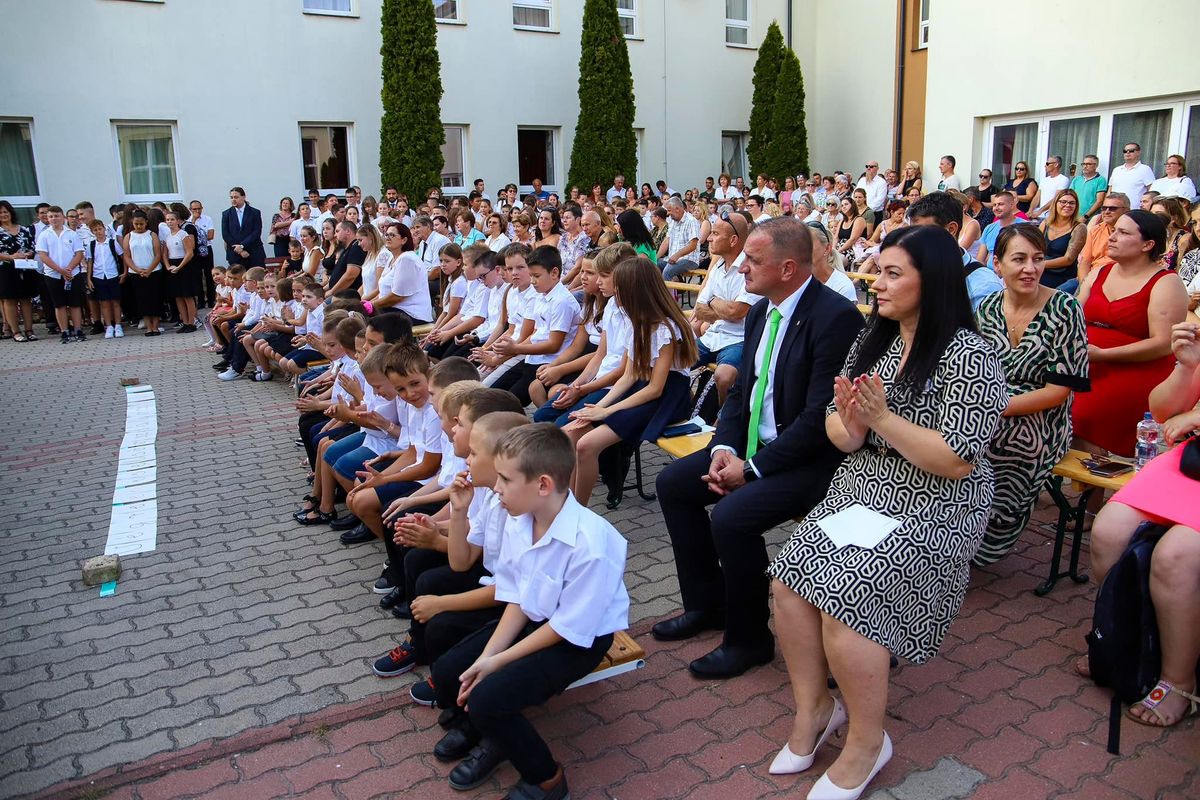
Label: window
xmin=725 ymin=0 xmax=750 ymax=45
xmin=721 ymin=132 xmax=747 ymax=181
xmin=433 ymin=0 xmax=460 ymax=22
xmin=442 ymin=126 xmax=466 ymax=192
xmin=1048 ymin=116 xmax=1099 ymax=179
xmin=989 ymin=122 xmax=1037 ymax=186
xmin=0 ymin=120 xmax=40 ymax=201
xmin=300 ymin=124 xmax=351 ymax=192
xmin=617 ymin=0 xmax=637 ymax=37
xmin=303 ymin=0 xmax=355 ymax=15
xmin=1185 ymin=105 xmax=1200 ymax=179
xmin=1109 ymin=109 xmax=1172 ymax=179
xmin=115 ymin=123 xmax=178 ymax=197
xmin=517 ymin=128 xmax=557 ymax=189
xmin=916 ymin=0 xmax=930 ymax=49
xmin=513 ymin=0 xmax=551 ymax=30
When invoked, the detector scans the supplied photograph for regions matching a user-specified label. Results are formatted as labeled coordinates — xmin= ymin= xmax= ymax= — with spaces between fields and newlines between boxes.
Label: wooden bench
xmin=664 ymin=280 xmax=701 ymax=294
xmin=684 ymin=269 xmax=708 ymax=280
xmin=1036 ymin=449 xmax=1135 ymax=596
xmin=412 ymin=323 xmax=434 ymax=338
xmin=845 ymin=271 xmax=878 ymax=283
xmin=657 ymin=430 xmax=713 ymax=460
xmin=567 ymin=631 xmax=646 ymax=690
xmin=857 ymin=303 xmax=873 ymax=316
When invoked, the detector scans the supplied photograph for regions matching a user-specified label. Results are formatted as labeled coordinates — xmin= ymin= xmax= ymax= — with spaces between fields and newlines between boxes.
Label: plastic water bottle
xmin=1134 ymin=412 xmax=1159 ymax=471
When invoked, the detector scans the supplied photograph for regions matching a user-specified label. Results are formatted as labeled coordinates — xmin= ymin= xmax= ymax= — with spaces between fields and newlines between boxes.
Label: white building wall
xmin=923 ymin=0 xmax=1200 ymax=180
xmin=3 ymin=0 xmax=788 ymax=236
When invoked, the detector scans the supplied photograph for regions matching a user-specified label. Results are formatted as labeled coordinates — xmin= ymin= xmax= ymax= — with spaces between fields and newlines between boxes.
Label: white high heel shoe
xmin=768 ymin=697 xmax=848 ymax=775
xmin=806 ymin=731 xmax=892 ymax=800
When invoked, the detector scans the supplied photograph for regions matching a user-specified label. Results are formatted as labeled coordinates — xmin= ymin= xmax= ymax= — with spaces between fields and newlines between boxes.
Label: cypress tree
xmin=379 ymin=0 xmax=444 ymax=199
xmin=765 ymin=49 xmax=809 ymax=180
xmin=567 ymin=0 xmax=637 ymax=193
xmin=747 ymin=21 xmax=785 ymax=180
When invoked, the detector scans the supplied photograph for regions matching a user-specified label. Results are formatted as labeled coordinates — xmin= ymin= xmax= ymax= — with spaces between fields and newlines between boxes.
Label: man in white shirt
xmin=657 ymin=196 xmax=701 ymax=280
xmin=605 ymin=174 xmax=627 ymax=203
xmin=936 ymin=155 xmax=962 ymax=192
xmin=855 ymin=161 xmax=888 ymax=214
xmin=1109 ymin=142 xmax=1157 ymax=210
xmin=472 ymin=178 xmax=492 ymax=203
xmin=1030 ymin=155 xmax=1071 ymax=221
xmin=35 ymin=206 xmax=86 ymax=342
xmin=412 ymin=215 xmax=451 ymax=281
xmin=692 ymin=211 xmax=759 ymax=404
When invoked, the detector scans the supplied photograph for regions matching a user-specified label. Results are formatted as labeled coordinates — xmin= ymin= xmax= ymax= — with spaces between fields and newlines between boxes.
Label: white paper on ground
xmin=115 ymin=465 xmax=157 ymax=487
xmin=113 ymin=481 xmax=157 ymax=505
xmin=103 ymin=386 xmax=159 ymax=556
xmin=816 ymin=504 xmax=901 ymax=551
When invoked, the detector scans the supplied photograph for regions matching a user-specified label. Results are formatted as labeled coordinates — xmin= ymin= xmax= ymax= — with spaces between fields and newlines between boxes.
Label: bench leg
xmin=1035 ymin=478 xmax=1091 ymax=596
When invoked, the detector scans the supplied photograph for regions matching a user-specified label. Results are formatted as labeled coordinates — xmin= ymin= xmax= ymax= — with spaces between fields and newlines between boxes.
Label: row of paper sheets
xmin=105 ymin=385 xmax=159 ymax=556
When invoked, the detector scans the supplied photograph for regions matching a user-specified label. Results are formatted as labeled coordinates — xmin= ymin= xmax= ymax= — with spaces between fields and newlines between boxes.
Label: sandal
xmin=13 ymin=334 xmax=27 ymax=343
xmin=1127 ymin=680 xmax=1200 ymax=728
xmin=24 ymin=331 xmax=37 ymax=341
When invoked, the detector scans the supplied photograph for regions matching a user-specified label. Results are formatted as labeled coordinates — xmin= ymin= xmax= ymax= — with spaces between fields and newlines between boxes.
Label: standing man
xmin=657 ymin=197 xmax=700 ymax=280
xmin=221 ymin=187 xmax=265 ymax=267
xmin=655 ymin=218 xmax=863 ymax=678
xmin=699 ymin=177 xmax=717 ymax=203
xmin=936 ymin=155 xmax=962 ymax=192
xmin=855 ymin=161 xmax=887 ymax=215
xmin=472 ymin=178 xmax=491 ymax=203
xmin=1108 ymin=142 xmax=1156 ymax=210
xmin=606 ymin=174 xmax=626 ymax=203
xmin=344 ymin=186 xmax=363 ymax=216
xmin=382 ymin=186 xmax=400 ymax=209
xmin=1070 ymin=155 xmax=1107 ymax=223
xmin=691 ymin=211 xmax=757 ymax=405
xmin=530 ymin=178 xmax=550 ymax=202
xmin=1029 ymin=155 xmax=1070 ymax=221
xmin=74 ymin=202 xmax=110 ymax=335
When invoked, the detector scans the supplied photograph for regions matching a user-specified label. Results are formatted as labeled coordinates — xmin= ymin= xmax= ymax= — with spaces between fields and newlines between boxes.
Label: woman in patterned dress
xmin=766 ymin=226 xmax=1007 ymax=800
xmin=973 ymin=225 xmax=1090 ymax=565
xmin=0 ymin=200 xmax=39 ymax=341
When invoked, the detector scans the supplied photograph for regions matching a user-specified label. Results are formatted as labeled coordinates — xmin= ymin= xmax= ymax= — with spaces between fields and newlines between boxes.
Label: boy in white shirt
xmin=279 ymin=283 xmax=329 ymax=376
xmin=219 ymin=272 xmax=279 ymax=381
xmin=477 ymin=243 xmax=538 ymax=386
xmin=425 ymin=246 xmax=503 ymax=360
xmin=374 ymin=406 xmax=529 ymax=683
xmin=84 ymin=219 xmax=125 ymax=339
xmin=35 ymin=206 xmax=86 ymax=343
xmin=429 ymin=423 xmax=629 ymax=798
xmin=491 ymin=246 xmax=583 ymax=407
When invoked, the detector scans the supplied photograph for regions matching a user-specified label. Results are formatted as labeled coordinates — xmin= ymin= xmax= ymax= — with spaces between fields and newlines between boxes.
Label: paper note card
xmin=816 ymin=504 xmax=901 ymax=551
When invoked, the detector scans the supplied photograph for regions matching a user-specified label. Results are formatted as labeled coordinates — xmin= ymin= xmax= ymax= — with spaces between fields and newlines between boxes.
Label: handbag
xmin=1180 ymin=434 xmax=1200 ymax=480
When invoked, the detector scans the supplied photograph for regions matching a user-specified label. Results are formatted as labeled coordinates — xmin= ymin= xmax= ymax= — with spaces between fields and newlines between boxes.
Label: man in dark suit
xmin=655 ymin=217 xmax=865 ymax=679
xmin=221 ymin=186 xmax=265 ymax=267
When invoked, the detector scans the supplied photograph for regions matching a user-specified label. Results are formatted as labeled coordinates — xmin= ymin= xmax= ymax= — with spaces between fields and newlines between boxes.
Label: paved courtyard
xmin=1 ymin=330 xmax=1197 ymax=800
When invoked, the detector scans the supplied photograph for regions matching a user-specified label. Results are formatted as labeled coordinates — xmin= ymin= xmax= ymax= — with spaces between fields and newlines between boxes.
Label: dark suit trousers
xmin=656 ymin=449 xmax=831 ymax=648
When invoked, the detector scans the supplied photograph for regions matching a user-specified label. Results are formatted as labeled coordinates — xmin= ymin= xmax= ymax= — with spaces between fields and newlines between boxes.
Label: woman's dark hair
xmin=640 ymin=183 xmax=654 ymax=198
xmin=1123 ymin=209 xmax=1168 ymax=261
xmin=384 ymin=222 xmax=415 ymax=253
xmin=994 ymin=223 xmax=1046 ymax=262
xmin=849 ymin=226 xmax=975 ymax=393
xmin=616 ymin=209 xmax=654 ymax=248
xmin=366 ymin=310 xmax=415 ymax=344
xmin=146 ymin=206 xmax=166 ymax=232
xmin=0 ymin=200 xmax=16 ymax=222
xmin=535 ymin=207 xmax=562 ymax=240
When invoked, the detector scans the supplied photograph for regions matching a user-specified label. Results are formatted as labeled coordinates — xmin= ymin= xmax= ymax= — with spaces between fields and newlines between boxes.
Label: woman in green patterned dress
xmin=973 ymin=224 xmax=1090 ymax=566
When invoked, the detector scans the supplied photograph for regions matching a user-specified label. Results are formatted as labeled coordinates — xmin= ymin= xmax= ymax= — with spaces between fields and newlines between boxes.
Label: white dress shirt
xmin=384 ymin=251 xmax=434 ymax=322
xmin=466 ymin=487 xmax=512 ymax=585
xmin=493 ymin=492 xmax=630 ymax=647
xmin=749 ymin=277 xmax=810 ymax=457
xmin=855 ymin=175 xmax=888 ymax=212
xmin=697 ymin=251 xmax=758 ymax=352
xmin=417 ymin=230 xmax=452 ymax=269
xmin=526 ymin=281 xmax=583 ymax=365
xmin=1109 ymin=161 xmax=1156 ymax=208
xmin=395 ymin=398 xmax=443 ymax=484
xmin=35 ymin=226 xmax=84 ymax=278
xmin=88 ymin=237 xmax=124 ymax=280
xmin=361 ymin=384 xmax=402 ymax=456
xmin=596 ymin=302 xmax=630 ymax=378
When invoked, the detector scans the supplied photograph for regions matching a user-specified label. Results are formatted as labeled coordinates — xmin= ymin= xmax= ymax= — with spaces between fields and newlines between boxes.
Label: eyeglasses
xmin=1123 ymin=148 xmax=1139 ymax=154
xmin=1101 ymin=205 xmax=1122 ymax=211
xmin=1015 ymin=167 xmax=1027 ymax=171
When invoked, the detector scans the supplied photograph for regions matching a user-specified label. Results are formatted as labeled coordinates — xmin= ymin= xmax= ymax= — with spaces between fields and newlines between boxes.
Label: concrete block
xmin=81 ymin=555 xmax=120 ymax=587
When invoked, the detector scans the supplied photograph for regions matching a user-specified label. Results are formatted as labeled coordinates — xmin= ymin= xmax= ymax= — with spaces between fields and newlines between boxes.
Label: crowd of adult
xmin=4 ymin=144 xmax=1199 ymax=799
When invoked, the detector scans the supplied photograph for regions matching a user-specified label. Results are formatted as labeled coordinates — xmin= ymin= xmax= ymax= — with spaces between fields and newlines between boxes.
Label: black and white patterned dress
xmin=0 ymin=224 xmax=38 ymax=299
xmin=973 ymin=291 xmax=1090 ymax=566
xmin=768 ymin=328 xmax=1007 ymax=664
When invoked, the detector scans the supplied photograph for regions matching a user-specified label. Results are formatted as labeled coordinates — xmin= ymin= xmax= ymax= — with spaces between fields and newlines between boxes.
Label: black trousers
xmin=381 ymin=502 xmax=445 ymax=587
xmin=432 ymin=621 xmax=611 ymax=784
xmin=491 ymin=360 xmax=541 ymax=407
xmin=405 ymin=556 xmax=497 ymax=665
xmin=655 ymin=449 xmax=834 ymax=648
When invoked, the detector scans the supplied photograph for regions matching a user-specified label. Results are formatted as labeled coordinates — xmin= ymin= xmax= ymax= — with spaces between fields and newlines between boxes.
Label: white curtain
xmin=991 ymin=123 xmax=1037 ymax=185
xmin=304 ymin=0 xmax=350 ymax=11
xmin=1048 ymin=116 xmax=1100 ymax=177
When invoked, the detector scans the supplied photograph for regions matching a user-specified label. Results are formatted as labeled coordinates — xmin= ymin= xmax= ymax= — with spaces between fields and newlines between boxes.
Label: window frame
xmin=0 ymin=118 xmax=43 ymax=205
xmin=298 ymin=122 xmax=355 ymax=195
xmin=516 ymin=126 xmax=560 ymax=194
xmin=982 ymin=95 xmax=1200 ymax=185
xmin=724 ymin=0 xmax=751 ymax=48
xmin=720 ymin=131 xmax=749 ymax=182
xmin=433 ymin=0 xmax=463 ymax=24
xmin=301 ymin=0 xmax=357 ymax=18
xmin=916 ymin=0 xmax=929 ymax=50
xmin=441 ymin=124 xmax=468 ymax=194
xmin=112 ymin=120 xmax=181 ymax=202
xmin=616 ymin=0 xmax=639 ymax=39
xmin=512 ymin=0 xmax=554 ymax=32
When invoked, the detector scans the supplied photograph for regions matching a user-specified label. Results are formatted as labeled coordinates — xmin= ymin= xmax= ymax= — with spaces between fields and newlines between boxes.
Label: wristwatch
xmin=742 ymin=461 xmax=758 ymax=483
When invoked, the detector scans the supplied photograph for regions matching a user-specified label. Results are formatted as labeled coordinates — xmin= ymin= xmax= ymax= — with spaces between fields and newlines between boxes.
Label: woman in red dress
xmin=1072 ymin=210 xmax=1188 ymax=457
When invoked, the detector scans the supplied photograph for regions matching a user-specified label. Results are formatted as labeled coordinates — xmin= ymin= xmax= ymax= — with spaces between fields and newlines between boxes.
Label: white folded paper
xmin=816 ymin=504 xmax=901 ymax=551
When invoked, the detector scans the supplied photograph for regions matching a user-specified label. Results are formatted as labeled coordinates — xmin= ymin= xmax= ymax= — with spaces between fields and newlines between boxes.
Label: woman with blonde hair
xmin=1150 ymin=196 xmax=1190 ymax=270
xmin=901 ymin=161 xmax=922 ymax=196
xmin=1038 ymin=189 xmax=1087 ymax=289
xmin=355 ymin=224 xmax=386 ymax=303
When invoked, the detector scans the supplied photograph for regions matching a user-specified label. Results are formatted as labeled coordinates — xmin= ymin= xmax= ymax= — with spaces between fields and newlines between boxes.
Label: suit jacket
xmin=711 ymin=277 xmax=865 ymax=478
xmin=221 ymin=204 xmax=266 ymax=266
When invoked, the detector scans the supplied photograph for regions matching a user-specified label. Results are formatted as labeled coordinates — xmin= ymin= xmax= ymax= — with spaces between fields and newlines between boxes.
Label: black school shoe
xmin=448 ymin=740 xmax=507 ymax=791
xmin=212 ymin=360 xmax=229 ymax=370
xmin=339 ymin=524 xmax=374 ymax=545
xmin=501 ymin=775 xmax=569 ymax=800
xmin=391 ymin=600 xmax=412 ymax=620
xmin=379 ymin=586 xmax=404 ymax=609
xmin=434 ymin=725 xmax=480 ymax=762
xmin=329 ymin=513 xmax=361 ymax=531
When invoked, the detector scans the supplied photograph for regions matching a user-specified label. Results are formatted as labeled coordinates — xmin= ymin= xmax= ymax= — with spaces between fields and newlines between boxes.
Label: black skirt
xmin=131 ymin=270 xmax=165 ymax=317
xmin=164 ymin=258 xmax=199 ymax=298
xmin=0 ymin=262 xmax=40 ymax=299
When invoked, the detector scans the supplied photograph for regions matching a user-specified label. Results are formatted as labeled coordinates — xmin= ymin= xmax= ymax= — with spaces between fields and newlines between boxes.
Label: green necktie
xmin=746 ymin=307 xmax=783 ymax=459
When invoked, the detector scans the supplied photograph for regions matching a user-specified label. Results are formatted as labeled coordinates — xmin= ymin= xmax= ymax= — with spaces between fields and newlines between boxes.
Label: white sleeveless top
xmin=164 ymin=228 xmax=190 ymax=259
xmin=128 ymin=231 xmax=158 ymax=271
